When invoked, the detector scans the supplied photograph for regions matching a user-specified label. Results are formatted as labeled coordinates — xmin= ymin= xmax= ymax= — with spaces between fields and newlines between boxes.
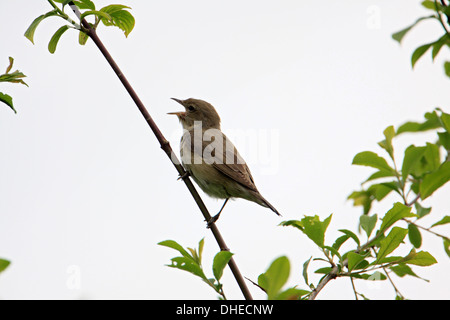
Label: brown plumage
xmin=168 ymin=98 xmax=280 ymax=223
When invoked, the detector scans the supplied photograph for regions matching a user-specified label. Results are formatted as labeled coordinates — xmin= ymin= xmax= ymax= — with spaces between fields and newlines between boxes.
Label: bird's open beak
xmin=168 ymin=98 xmax=186 ymax=118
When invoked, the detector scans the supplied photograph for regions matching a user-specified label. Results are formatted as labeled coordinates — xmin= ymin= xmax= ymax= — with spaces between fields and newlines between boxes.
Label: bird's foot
xmin=206 ymin=214 xmax=220 ymax=229
xmin=177 ymin=171 xmax=190 ymax=181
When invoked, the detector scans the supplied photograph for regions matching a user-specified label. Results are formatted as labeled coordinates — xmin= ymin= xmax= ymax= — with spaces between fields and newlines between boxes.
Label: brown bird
xmin=168 ymin=97 xmax=280 ymax=225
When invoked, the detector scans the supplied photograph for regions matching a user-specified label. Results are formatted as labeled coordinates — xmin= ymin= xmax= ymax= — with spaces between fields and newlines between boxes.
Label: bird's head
xmin=168 ymin=98 xmax=221 ymax=130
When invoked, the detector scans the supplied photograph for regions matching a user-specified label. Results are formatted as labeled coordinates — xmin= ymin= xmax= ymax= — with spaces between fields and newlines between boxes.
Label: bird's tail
xmin=255 ymin=193 xmax=281 ymax=217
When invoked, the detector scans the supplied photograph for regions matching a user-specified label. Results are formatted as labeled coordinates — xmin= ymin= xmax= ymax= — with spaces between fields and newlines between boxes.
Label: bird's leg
xmin=177 ymin=171 xmax=190 ymax=181
xmin=207 ymin=198 xmax=229 ymax=228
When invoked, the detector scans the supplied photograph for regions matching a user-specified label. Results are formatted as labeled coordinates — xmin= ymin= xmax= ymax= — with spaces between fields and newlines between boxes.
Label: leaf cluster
xmin=392 ymin=0 xmax=450 ymax=76
xmin=25 ymin=0 xmax=135 ymax=54
xmin=0 ymin=57 xmax=28 ymax=113
xmin=158 ymin=239 xmax=233 ymax=300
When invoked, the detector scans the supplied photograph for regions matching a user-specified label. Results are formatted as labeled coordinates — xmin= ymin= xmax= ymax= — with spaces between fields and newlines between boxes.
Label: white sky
xmin=0 ymin=0 xmax=449 ymax=299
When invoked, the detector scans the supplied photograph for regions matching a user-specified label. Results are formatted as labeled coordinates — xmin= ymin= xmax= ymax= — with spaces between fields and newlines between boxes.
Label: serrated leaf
xmin=420 ymin=161 xmax=450 ymax=199
xmin=212 ymin=251 xmax=233 ymax=281
xmin=48 ymin=25 xmax=70 ymax=54
xmin=24 ymin=10 xmax=58 ymax=44
xmin=376 ymin=227 xmax=408 ymax=263
xmin=408 ymin=223 xmax=422 ymax=248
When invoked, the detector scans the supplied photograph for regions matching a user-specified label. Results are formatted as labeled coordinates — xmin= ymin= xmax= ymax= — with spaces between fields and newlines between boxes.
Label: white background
xmin=0 ymin=0 xmax=449 ymax=299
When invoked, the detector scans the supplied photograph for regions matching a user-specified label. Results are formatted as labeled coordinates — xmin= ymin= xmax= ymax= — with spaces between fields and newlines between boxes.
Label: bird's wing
xmin=199 ymin=132 xmax=258 ymax=192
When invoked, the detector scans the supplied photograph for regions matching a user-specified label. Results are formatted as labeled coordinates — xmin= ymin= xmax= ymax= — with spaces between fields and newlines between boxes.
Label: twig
xmin=67 ymin=2 xmax=253 ymax=300
xmin=308 ymin=265 xmax=339 ymax=300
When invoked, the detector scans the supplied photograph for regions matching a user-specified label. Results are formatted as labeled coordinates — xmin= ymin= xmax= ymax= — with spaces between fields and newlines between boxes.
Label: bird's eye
xmin=187 ymin=105 xmax=196 ymax=112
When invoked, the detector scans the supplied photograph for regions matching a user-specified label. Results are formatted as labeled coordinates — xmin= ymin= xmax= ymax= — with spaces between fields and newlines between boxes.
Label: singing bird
xmin=168 ymin=98 xmax=280 ymax=225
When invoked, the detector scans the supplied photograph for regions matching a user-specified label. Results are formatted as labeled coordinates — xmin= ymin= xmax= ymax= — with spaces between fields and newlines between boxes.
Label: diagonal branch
xmin=67 ymin=2 xmax=252 ymax=300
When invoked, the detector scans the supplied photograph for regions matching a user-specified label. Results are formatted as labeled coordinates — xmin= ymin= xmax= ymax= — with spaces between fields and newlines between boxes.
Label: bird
xmin=168 ymin=97 xmax=280 ymax=225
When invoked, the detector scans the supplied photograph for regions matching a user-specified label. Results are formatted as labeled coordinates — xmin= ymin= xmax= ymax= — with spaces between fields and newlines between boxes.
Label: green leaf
xmin=364 ymin=169 xmax=396 ymax=183
xmin=411 ymin=42 xmax=434 ymax=68
xmin=347 ymin=190 xmax=375 ymax=215
xmin=347 ymin=252 xmax=368 ymax=271
xmin=302 ymin=257 xmax=312 ymax=286
xmin=443 ymin=238 xmax=450 ymax=258
xmin=401 ymin=145 xmax=427 ymax=180
xmin=0 ymin=92 xmax=16 ymax=113
xmin=80 ymin=10 xmax=112 ymax=22
xmin=5 ymin=57 xmax=13 ymax=74
xmin=301 ymin=214 xmax=332 ymax=248
xmin=48 ymin=25 xmax=70 ymax=54
xmin=276 ymin=288 xmax=309 ymax=300
xmin=415 ymin=202 xmax=432 ymax=219
xmin=167 ymin=256 xmax=207 ymax=280
xmin=437 ymin=132 xmax=450 ymax=150
xmin=392 ymin=15 xmax=436 ymax=44
xmin=405 ymin=251 xmax=437 ymax=266
xmin=445 ymin=61 xmax=450 ymax=78
xmin=397 ymin=110 xmax=442 ymax=135
xmin=420 ymin=161 xmax=450 ymax=199
xmin=158 ymin=240 xmax=193 ymax=261
xmin=390 ymin=263 xmax=428 ymax=281
xmin=279 ymin=220 xmax=303 ymax=231
xmin=259 ymin=256 xmax=290 ymax=300
xmin=73 ymin=0 xmax=96 ymax=10
xmin=431 ymin=215 xmax=450 ymax=228
xmin=352 ymin=151 xmax=395 ymax=173
xmin=338 ymin=229 xmax=360 ymax=246
xmin=100 ymin=5 xmax=135 ymax=37
xmin=0 ymin=259 xmax=11 ymax=273
xmin=441 ymin=112 xmax=450 ymax=132
xmin=24 ymin=10 xmax=58 ymax=44
xmin=379 ymin=202 xmax=414 ymax=234
xmin=431 ymin=34 xmax=449 ymax=60
xmin=212 ymin=251 xmax=233 ymax=281
xmin=378 ymin=126 xmax=395 ymax=158
xmin=79 ymin=30 xmax=89 ymax=45
xmin=408 ymin=223 xmax=422 ymax=248
xmin=360 ymin=214 xmax=377 ymax=238
xmin=376 ymin=227 xmax=408 ymax=263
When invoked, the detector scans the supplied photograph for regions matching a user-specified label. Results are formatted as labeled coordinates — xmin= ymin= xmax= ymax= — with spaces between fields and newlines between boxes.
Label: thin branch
xmin=350 ymin=277 xmax=358 ymax=300
xmin=308 ymin=265 xmax=339 ymax=300
xmin=67 ymin=2 xmax=253 ymax=300
xmin=383 ymin=267 xmax=405 ymax=299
